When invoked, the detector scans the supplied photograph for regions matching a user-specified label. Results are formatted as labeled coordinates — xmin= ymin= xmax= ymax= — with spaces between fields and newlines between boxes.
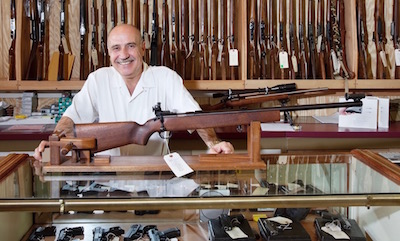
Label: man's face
xmin=107 ymin=26 xmax=145 ymax=79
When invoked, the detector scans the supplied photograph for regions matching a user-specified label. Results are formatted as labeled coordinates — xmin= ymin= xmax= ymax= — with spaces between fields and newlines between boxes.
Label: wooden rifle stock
xmin=170 ymin=0 xmax=178 ymax=71
xmin=210 ymin=0 xmax=218 ymax=80
xmin=132 ymin=0 xmax=141 ymax=26
xmin=356 ymin=0 xmax=368 ymax=79
xmin=307 ymin=0 xmax=317 ymax=79
xmin=338 ymin=0 xmax=355 ymax=79
xmin=143 ymin=0 xmax=150 ymax=64
xmin=288 ymin=0 xmax=299 ymax=79
xmin=36 ymin=0 xmax=46 ymax=81
xmin=161 ymin=0 xmax=171 ymax=67
xmin=25 ymin=0 xmax=39 ymax=80
xmin=80 ymin=0 xmax=87 ymax=80
xmin=180 ymin=0 xmax=189 ymax=79
xmin=248 ymin=0 xmax=257 ymax=79
xmin=121 ymin=0 xmax=127 ymax=23
xmin=259 ymin=0 xmax=267 ymax=79
xmin=199 ymin=0 xmax=208 ymax=80
xmin=325 ymin=0 xmax=334 ymax=79
xmin=228 ymin=0 xmax=236 ymax=80
xmin=9 ymin=0 xmax=16 ymax=80
xmin=278 ymin=0 xmax=288 ymax=79
xmin=298 ymin=0 xmax=308 ymax=79
xmin=269 ymin=0 xmax=277 ymax=79
xmin=110 ymin=0 xmax=116 ymax=29
xmin=100 ymin=0 xmax=109 ymax=67
xmin=74 ymin=100 xmax=362 ymax=153
xmin=58 ymin=0 xmax=66 ymax=80
xmin=90 ymin=0 xmax=99 ymax=72
xmin=188 ymin=0 xmax=199 ymax=79
xmin=392 ymin=0 xmax=400 ymax=78
xmin=218 ymin=0 xmax=228 ymax=80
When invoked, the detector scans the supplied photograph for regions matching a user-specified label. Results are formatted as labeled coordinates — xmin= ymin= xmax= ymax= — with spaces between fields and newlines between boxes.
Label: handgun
xmin=123 ymin=224 xmax=142 ymax=241
xmin=57 ymin=227 xmax=84 ymax=241
xmin=28 ymin=226 xmax=56 ymax=241
xmin=321 ymin=212 xmax=352 ymax=230
xmin=258 ymin=218 xmax=279 ymax=236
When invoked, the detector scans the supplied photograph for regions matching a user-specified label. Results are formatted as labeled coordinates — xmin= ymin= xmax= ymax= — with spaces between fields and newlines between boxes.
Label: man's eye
xmin=112 ymin=47 xmax=120 ymax=51
xmin=128 ymin=44 xmax=135 ymax=48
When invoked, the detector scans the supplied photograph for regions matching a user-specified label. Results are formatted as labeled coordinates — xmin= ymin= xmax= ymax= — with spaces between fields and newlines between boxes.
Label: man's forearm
xmin=53 ymin=116 xmax=75 ymax=137
xmin=196 ymin=128 xmax=221 ymax=149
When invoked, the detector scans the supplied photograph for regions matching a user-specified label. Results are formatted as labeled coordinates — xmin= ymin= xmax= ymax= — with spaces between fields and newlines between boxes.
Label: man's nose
xmin=120 ymin=47 xmax=130 ymax=58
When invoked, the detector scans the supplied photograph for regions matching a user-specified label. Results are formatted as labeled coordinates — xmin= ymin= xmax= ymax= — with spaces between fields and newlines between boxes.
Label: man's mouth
xmin=117 ymin=58 xmax=134 ymax=65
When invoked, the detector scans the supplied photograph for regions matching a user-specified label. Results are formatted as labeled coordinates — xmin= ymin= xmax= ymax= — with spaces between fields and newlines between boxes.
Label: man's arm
xmin=196 ymin=128 xmax=234 ymax=154
xmin=33 ymin=116 xmax=75 ymax=161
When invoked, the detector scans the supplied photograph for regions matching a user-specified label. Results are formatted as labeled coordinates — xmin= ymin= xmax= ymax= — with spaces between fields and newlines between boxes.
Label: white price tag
xmin=226 ymin=227 xmax=248 ymax=239
xmin=91 ymin=49 xmax=99 ymax=67
xmin=291 ymin=55 xmax=298 ymax=73
xmin=163 ymin=152 xmax=194 ymax=177
xmin=279 ymin=51 xmax=289 ymax=69
xmin=331 ymin=51 xmax=340 ymax=73
xmin=395 ymin=49 xmax=400 ymax=66
xmin=229 ymin=49 xmax=239 ymax=66
xmin=317 ymin=35 xmax=322 ymax=53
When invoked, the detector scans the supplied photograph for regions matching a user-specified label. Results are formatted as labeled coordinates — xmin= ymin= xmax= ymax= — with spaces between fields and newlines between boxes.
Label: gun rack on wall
xmin=0 ymin=0 xmax=400 ymax=92
xmin=42 ymin=121 xmax=265 ymax=173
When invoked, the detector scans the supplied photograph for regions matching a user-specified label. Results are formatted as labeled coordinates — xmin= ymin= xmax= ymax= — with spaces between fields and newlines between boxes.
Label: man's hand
xmin=208 ymin=141 xmax=234 ymax=154
xmin=33 ymin=140 xmax=49 ymax=161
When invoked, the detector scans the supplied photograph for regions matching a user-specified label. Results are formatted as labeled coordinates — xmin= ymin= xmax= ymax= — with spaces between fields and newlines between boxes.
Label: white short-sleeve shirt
xmin=63 ymin=64 xmax=201 ymax=156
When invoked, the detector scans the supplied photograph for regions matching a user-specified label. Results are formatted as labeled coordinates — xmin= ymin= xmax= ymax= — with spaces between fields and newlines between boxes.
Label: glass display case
xmin=0 ymin=150 xmax=399 ymax=240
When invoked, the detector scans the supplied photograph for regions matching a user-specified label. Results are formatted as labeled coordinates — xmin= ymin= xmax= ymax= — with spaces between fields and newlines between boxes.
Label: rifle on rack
xmin=317 ymin=0 xmax=326 ymax=79
xmin=218 ymin=0 xmax=228 ymax=80
xmin=337 ymin=0 xmax=355 ymax=80
xmin=161 ymin=0 xmax=170 ymax=67
xmin=25 ymin=0 xmax=39 ymax=80
xmin=325 ymin=0 xmax=334 ymax=79
xmin=308 ymin=0 xmax=317 ymax=79
xmin=9 ymin=0 xmax=16 ymax=80
xmin=248 ymin=0 xmax=258 ymax=79
xmin=57 ymin=0 xmax=67 ymax=80
xmin=356 ymin=0 xmax=369 ymax=79
xmin=201 ymin=83 xmax=334 ymax=110
xmin=199 ymin=0 xmax=208 ymax=80
xmin=36 ymin=0 xmax=46 ymax=80
xmin=80 ymin=0 xmax=87 ymax=80
xmin=180 ymin=0 xmax=189 ymax=78
xmin=150 ymin=0 xmax=159 ymax=66
xmin=90 ymin=0 xmax=99 ymax=72
xmin=110 ymin=0 xmax=116 ymax=29
xmin=143 ymin=0 xmax=150 ymax=64
xmin=121 ymin=0 xmax=127 ymax=23
xmin=132 ymin=0 xmax=140 ymax=26
xmin=209 ymin=0 xmax=218 ymax=80
xmin=259 ymin=0 xmax=267 ymax=79
xmin=228 ymin=0 xmax=237 ymax=80
xmin=298 ymin=0 xmax=308 ymax=79
xmin=188 ymin=0 xmax=199 ymax=79
xmin=57 ymin=97 xmax=363 ymax=156
xmin=170 ymin=0 xmax=178 ymax=71
xmin=288 ymin=0 xmax=298 ymax=79
xmin=278 ymin=0 xmax=288 ymax=79
xmin=392 ymin=0 xmax=400 ymax=79
xmin=100 ymin=0 xmax=108 ymax=67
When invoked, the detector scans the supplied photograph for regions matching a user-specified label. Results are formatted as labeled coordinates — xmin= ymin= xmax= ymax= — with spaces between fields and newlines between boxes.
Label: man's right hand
xmin=33 ymin=140 xmax=49 ymax=161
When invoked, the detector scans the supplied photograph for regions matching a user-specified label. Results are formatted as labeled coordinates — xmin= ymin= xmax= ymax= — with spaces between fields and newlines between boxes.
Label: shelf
xmin=18 ymin=80 xmax=84 ymax=91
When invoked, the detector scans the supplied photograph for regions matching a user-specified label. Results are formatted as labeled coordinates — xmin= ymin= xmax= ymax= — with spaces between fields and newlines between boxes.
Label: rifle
xmin=316 ymin=0 xmax=326 ymax=79
xmin=161 ymin=0 xmax=170 ymax=67
xmin=132 ymin=0 xmax=140 ymax=26
xmin=71 ymin=98 xmax=363 ymax=154
xmin=278 ymin=0 xmax=288 ymax=79
xmin=150 ymin=0 xmax=159 ymax=66
xmin=356 ymin=0 xmax=369 ymax=79
xmin=392 ymin=0 xmax=400 ymax=79
xmin=180 ymin=0 xmax=189 ymax=79
xmin=90 ymin=0 xmax=99 ymax=72
xmin=298 ymin=0 xmax=308 ymax=79
xmin=337 ymin=0 xmax=355 ymax=80
xmin=9 ymin=0 xmax=16 ymax=80
xmin=209 ymin=0 xmax=218 ymax=80
xmin=259 ymin=0 xmax=267 ymax=79
xmin=143 ymin=0 xmax=150 ymax=64
xmin=199 ymin=0 xmax=208 ymax=80
xmin=80 ymin=0 xmax=87 ymax=80
xmin=100 ymin=0 xmax=109 ymax=67
xmin=58 ymin=0 xmax=66 ymax=80
xmin=325 ymin=0 xmax=334 ymax=79
xmin=268 ymin=0 xmax=277 ymax=79
xmin=110 ymin=0 xmax=116 ymax=29
xmin=121 ymin=0 xmax=127 ymax=23
xmin=170 ymin=0 xmax=178 ymax=71
xmin=188 ymin=0 xmax=199 ymax=79
xmin=248 ymin=0 xmax=258 ymax=79
xmin=228 ymin=0 xmax=237 ymax=80
xmin=288 ymin=0 xmax=299 ymax=79
xmin=201 ymin=84 xmax=334 ymax=110
xmin=218 ymin=0 xmax=228 ymax=80
xmin=307 ymin=0 xmax=317 ymax=79
xmin=37 ymin=0 xmax=46 ymax=80
xmin=25 ymin=0 xmax=39 ymax=80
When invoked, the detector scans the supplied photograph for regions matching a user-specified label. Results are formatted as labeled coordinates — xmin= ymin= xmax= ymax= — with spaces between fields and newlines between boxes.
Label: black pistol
xmin=321 ymin=212 xmax=352 ymax=230
xmin=28 ymin=226 xmax=56 ymax=241
xmin=57 ymin=227 xmax=84 ymax=241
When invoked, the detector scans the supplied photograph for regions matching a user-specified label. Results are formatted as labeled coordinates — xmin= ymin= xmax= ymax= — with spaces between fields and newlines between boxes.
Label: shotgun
xmin=288 ymin=0 xmax=299 ymax=79
xmin=338 ymin=0 xmax=355 ymax=79
xmin=132 ymin=0 xmax=140 ymax=27
xmin=150 ymin=0 xmax=159 ymax=66
xmin=298 ymin=0 xmax=308 ymax=79
xmin=170 ymin=0 xmax=178 ymax=71
xmin=228 ymin=0 xmax=236 ymax=80
xmin=80 ymin=0 xmax=87 ymax=80
xmin=110 ymin=0 xmax=116 ymax=29
xmin=188 ymin=0 xmax=199 ymax=79
xmin=199 ymin=0 xmax=208 ymax=80
xmin=100 ymin=0 xmax=109 ymax=67
xmin=278 ymin=0 xmax=288 ymax=79
xmin=248 ymin=0 xmax=257 ymax=79
xmin=268 ymin=0 xmax=277 ymax=79
xmin=317 ymin=0 xmax=326 ymax=79
xmin=218 ymin=0 xmax=228 ymax=80
xmin=143 ymin=0 xmax=150 ymax=64
xmin=90 ymin=0 xmax=99 ymax=72
xmin=37 ymin=0 xmax=46 ymax=80
xmin=121 ymin=0 xmax=127 ymax=23
xmin=73 ymin=99 xmax=363 ymax=153
xmin=356 ymin=0 xmax=368 ymax=79
xmin=392 ymin=0 xmax=400 ymax=78
xmin=307 ymin=0 xmax=317 ymax=79
xmin=259 ymin=0 xmax=267 ymax=79
xmin=9 ymin=0 xmax=16 ymax=80
xmin=25 ymin=0 xmax=39 ymax=80
xmin=374 ymin=0 xmax=389 ymax=79
xmin=161 ymin=0 xmax=170 ymax=67
xmin=180 ymin=0 xmax=189 ymax=79
xmin=325 ymin=0 xmax=334 ymax=79
xmin=209 ymin=0 xmax=218 ymax=80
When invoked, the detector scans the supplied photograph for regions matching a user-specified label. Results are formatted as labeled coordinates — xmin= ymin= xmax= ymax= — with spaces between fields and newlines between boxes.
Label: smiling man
xmin=34 ymin=24 xmax=233 ymax=160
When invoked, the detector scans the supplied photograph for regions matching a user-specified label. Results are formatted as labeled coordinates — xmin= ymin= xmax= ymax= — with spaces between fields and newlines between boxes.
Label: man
xmin=34 ymin=24 xmax=233 ymax=160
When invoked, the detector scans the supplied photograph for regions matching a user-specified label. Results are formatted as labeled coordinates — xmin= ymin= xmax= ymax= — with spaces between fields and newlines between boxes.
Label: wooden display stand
xmin=43 ymin=121 xmax=265 ymax=173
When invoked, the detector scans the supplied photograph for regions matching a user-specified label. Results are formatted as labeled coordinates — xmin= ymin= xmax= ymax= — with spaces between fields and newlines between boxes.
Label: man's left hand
xmin=208 ymin=141 xmax=234 ymax=154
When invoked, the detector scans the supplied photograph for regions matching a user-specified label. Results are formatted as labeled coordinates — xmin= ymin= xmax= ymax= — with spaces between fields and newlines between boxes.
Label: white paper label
xmin=226 ymin=227 xmax=248 ymax=239
xmin=279 ymin=51 xmax=289 ymax=69
xmin=91 ymin=48 xmax=99 ymax=67
xmin=395 ymin=49 xmax=400 ymax=66
xmin=291 ymin=55 xmax=298 ymax=72
xmin=317 ymin=35 xmax=322 ymax=53
xmin=229 ymin=49 xmax=239 ymax=66
xmin=331 ymin=51 xmax=340 ymax=73
xmin=163 ymin=152 xmax=193 ymax=177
